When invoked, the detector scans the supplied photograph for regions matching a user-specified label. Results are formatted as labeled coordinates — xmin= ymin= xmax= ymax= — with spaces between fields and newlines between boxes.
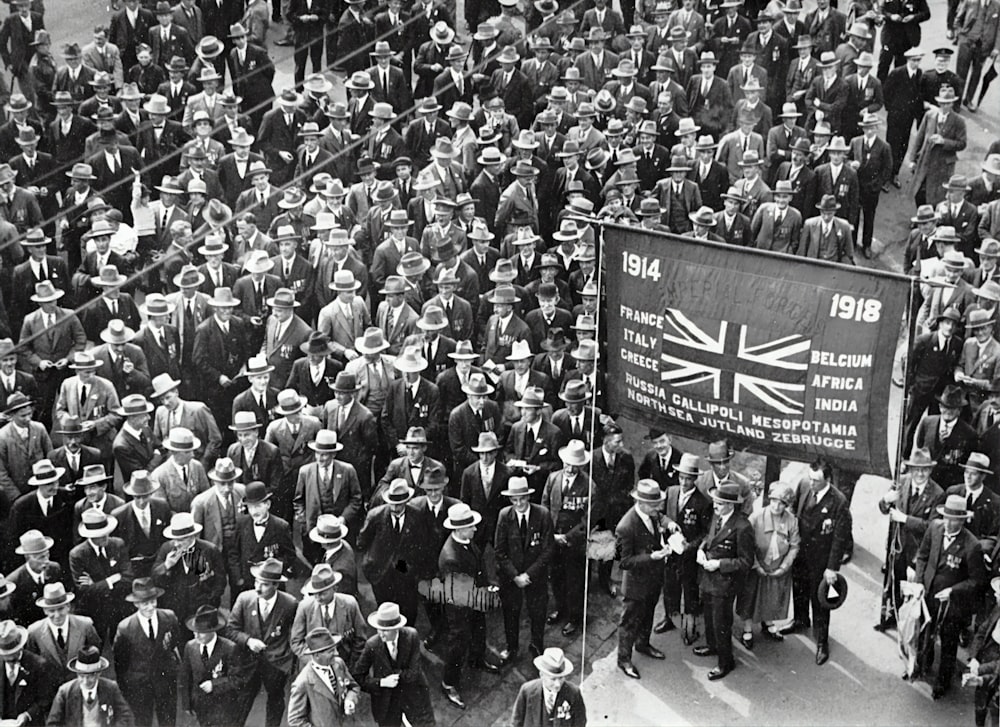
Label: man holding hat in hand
xmin=352 ymin=601 xmax=436 ymax=727
xmin=511 ymin=647 xmax=586 ymax=727
xmin=616 ymin=479 xmax=675 ymax=679
xmin=225 ymin=557 xmax=298 ymax=727
xmin=915 ymin=492 xmax=988 ymax=698
xmin=112 ymin=578 xmax=182 ymax=727
xmin=47 ymin=646 xmax=134 ymax=727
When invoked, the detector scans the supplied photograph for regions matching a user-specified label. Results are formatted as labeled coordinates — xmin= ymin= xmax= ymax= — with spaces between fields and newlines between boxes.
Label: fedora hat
xmin=99 ymin=319 xmax=135 ymax=345
xmin=369 ymin=102 xmax=395 ymax=120
xmin=673 ymin=452 xmax=703 ymax=477
xmin=936 ymin=306 xmax=963 ymax=325
xmin=0 ymin=621 xmax=26 ymax=656
xmin=149 ymin=373 xmax=181 ymax=399
xmin=197 ymin=233 xmax=229 ymax=256
xmin=77 ymin=463 xmax=112 ymax=487
xmin=571 ymin=340 xmax=598 ymax=362
xmin=229 ymin=411 xmax=260 ymax=433
xmin=534 ymin=647 xmax=574 ymax=676
xmin=243 ymin=250 xmax=273 ymax=274
xmin=275 ymin=388 xmax=305 ymax=415
xmin=983 ymin=155 xmax=1000 ymax=178
xmin=706 ymin=441 xmax=734 ymax=463
xmin=506 ymin=340 xmax=533 ymax=362
xmin=935 ymin=228 xmax=963 ymax=247
xmin=501 ymin=476 xmax=535 ymax=497
xmin=429 ymin=20 xmax=455 ymax=43
xmin=125 ymin=577 xmax=165 ymax=603
xmin=560 ymin=380 xmax=590 ymax=403
xmin=903 ymin=447 xmax=936 ymax=468
xmin=78 ymin=509 xmax=117 ymax=539
xmin=21 ymin=227 xmax=51 ymax=247
xmin=36 ymin=582 xmax=74 ymax=609
xmin=68 ymin=646 xmax=109 ymax=674
xmin=937 ymin=384 xmax=968 ymax=409
xmin=471 ymin=431 xmax=501 ymax=453
xmin=300 ymin=331 xmax=335 ymax=356
xmin=324 ymin=230 xmax=352 ymax=247
xmin=304 ymin=626 xmax=342 ymax=654
xmin=355 ymin=327 xmax=389 ymax=354
xmin=15 ymin=529 xmax=53 ymax=555
xmin=444 ymin=502 xmax=482 ymax=529
xmin=368 ymin=601 xmax=407 ymax=630
xmin=277 ymin=187 xmax=307 ymax=209
xmin=938 ymin=493 xmax=974 ymax=521
xmin=417 ymin=305 xmax=448 ymax=331
xmin=968 ymin=308 xmax=995 ymax=329
xmin=710 ymin=482 xmax=744 ymax=504
xmin=250 ymin=557 xmax=288 ymax=583
xmin=30 ymin=280 xmax=63 ymax=303
xmin=173 ymin=264 xmax=206 ymax=289
xmin=420 ymin=466 xmax=449 ymax=490
xmin=817 ymin=194 xmax=840 ymax=212
xmin=308 ymin=429 xmax=344 ymax=453
xmin=329 ymin=270 xmax=362 ymax=292
xmin=392 ymin=345 xmax=428 ymax=374
xmin=227 ymin=127 xmax=254 ymax=147
xmin=202 ymin=199 xmax=234 ymax=226
xmin=817 ymin=573 xmax=848 ymax=610
xmin=163 ymin=512 xmax=203 ymax=539
xmin=28 ymin=459 xmax=66 ymax=487
xmin=448 ymin=340 xmax=479 ymax=360
xmin=383 ymin=478 xmax=415 ymax=504
xmin=266 ymin=287 xmax=300 ymax=309
xmin=385 ymin=209 xmax=411 ymax=228
xmin=487 ymin=284 xmax=520 ymax=305
xmin=514 ymin=386 xmax=546 ymax=409
xmin=631 ymin=478 xmax=665 ymax=503
xmin=54 ymin=415 xmax=93 ymax=437
xmin=978 ymin=239 xmax=1000 ymax=258
xmin=559 ymin=439 xmax=591 ymax=466
xmin=206 ymin=286 xmax=240 ymax=307
xmin=574 ymin=313 xmax=597 ymax=332
xmin=943 ymin=173 xmax=971 ymax=191
xmin=302 ymin=563 xmax=342 ymax=595
xmin=186 ymin=605 xmax=227 ymax=633
xmin=208 ymin=457 xmax=241 ymax=483
xmin=162 ymin=426 xmax=201 ymax=452
xmin=911 ymin=205 xmax=938 ymax=224
xmin=124 ymin=470 xmax=159 ymax=497
xmin=309 ymin=514 xmax=348 ymax=544
xmin=540 ymin=327 xmax=569 ymax=352
xmin=963 ymin=452 xmax=993 ymax=473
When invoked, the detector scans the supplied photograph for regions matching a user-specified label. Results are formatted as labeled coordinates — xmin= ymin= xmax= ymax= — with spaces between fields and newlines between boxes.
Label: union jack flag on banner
xmin=659 ymin=308 xmax=813 ymax=415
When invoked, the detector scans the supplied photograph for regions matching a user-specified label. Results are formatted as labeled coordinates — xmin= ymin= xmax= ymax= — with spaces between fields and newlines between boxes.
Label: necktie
xmin=394 ymin=515 xmax=402 ymax=534
xmin=85 ymin=693 xmax=95 ymax=708
xmin=201 ymin=645 xmax=210 ymax=665
xmin=138 ymin=506 xmax=149 ymax=536
xmin=775 ymin=211 xmax=783 ymax=226
xmin=969 ymin=492 xmax=975 ymax=510
xmin=525 ymin=426 xmax=535 ymax=452
xmin=56 ymin=628 xmax=66 ymax=650
xmin=387 ymin=307 xmax=395 ymax=334
xmin=182 ymin=466 xmax=189 ymax=485
xmin=260 ymin=598 xmax=271 ymax=622
xmin=147 ymin=618 xmax=155 ymax=641
xmin=79 ymin=384 xmax=87 ymax=409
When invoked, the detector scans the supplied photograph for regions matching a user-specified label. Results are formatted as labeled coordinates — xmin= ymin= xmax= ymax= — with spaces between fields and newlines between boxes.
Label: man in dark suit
xmin=637 ymin=429 xmax=683 ymax=491
xmin=490 ymin=47 xmax=533 ymax=128
xmin=110 ymin=0 xmax=156 ymax=72
xmin=224 ymin=558 xmax=297 ymax=727
xmin=912 ymin=385 xmax=979 ymax=487
xmin=88 ymin=134 xmax=141 ymax=224
xmin=351 ymin=602 xmax=436 ymax=727
xmin=227 ymin=24 xmax=274 ymax=131
xmin=0 ymin=618 xmax=57 ymax=724
xmin=256 ymin=91 xmax=305 ymax=187
xmin=69 ymin=510 xmax=134 ymax=642
xmin=7 ymin=460 xmax=75 ymax=571
xmin=134 ymin=294 xmax=182 ymax=382
xmin=46 ymin=647 xmax=134 ymax=726
xmin=285 ymin=332 xmax=343 ymax=408
xmin=110 ymin=472 xmax=171 ymax=578
xmin=112 ymin=578 xmax=182 ymax=727
xmin=693 ymin=482 xmax=754 ymax=680
xmin=616 ymin=480 xmax=672 ymax=679
xmin=357 ymin=480 xmax=425 ymax=625
xmin=774 ymin=138 xmax=819 ymax=216
xmin=191 ymin=288 xmax=250 ymax=430
xmin=944 ymin=453 xmax=1000 ymax=538
xmin=403 ymin=100 xmax=450 ymax=170
xmin=883 ymin=48 xmax=924 ymax=186
xmin=149 ymin=3 xmax=195 ymax=67
xmin=786 ymin=460 xmax=853 ymax=666
xmin=179 ymin=606 xmax=249 ymax=727
xmin=511 ymin=647 xmax=586 ymax=727
xmin=433 ymin=46 xmax=475 ymax=113
xmin=151 ymin=514 xmax=228 ymax=629
xmin=849 ymin=114 xmax=893 ymax=257
xmin=232 ymin=481 xmax=296 ymax=588
xmin=687 ymin=52 xmax=734 ymax=141
xmin=380 ymin=348 xmax=443 ymax=455
xmin=876 ymin=448 xmax=945 ymax=627
xmin=915 ymin=495 xmax=988 ymax=698
xmin=459 ymin=431 xmax=511 ymax=553
xmin=494 ymin=477 xmax=554 ymax=663
xmin=504 ymin=388 xmax=563 ymax=496
xmin=369 ymin=41 xmax=413 ymax=112
xmin=47 ymin=416 xmax=101 ymax=488
xmin=227 ymin=412 xmax=282 ymax=488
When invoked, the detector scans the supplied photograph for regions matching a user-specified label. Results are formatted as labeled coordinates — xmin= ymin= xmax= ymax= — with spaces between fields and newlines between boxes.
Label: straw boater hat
xmin=162 ymin=427 xmax=201 ymax=452
xmin=368 ymin=602 xmax=407 ymax=630
xmin=444 ymin=503 xmax=482 ymax=529
xmin=28 ymin=459 xmax=64 ymax=486
xmin=310 ymin=514 xmax=348 ymax=544
xmin=163 ymin=512 xmax=203 ymax=539
xmin=502 ymin=476 xmax=535 ymax=497
xmin=383 ymin=478 xmax=415 ymax=505
xmin=309 ymin=429 xmax=344 ymax=453
xmin=78 ymin=509 xmax=117 ymax=539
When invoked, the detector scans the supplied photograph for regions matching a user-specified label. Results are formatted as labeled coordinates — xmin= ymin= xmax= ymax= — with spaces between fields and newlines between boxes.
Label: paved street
xmin=36 ymin=0 xmax=1000 ymax=722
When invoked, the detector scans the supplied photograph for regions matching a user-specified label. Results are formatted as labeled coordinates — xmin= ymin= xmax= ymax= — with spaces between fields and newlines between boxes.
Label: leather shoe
xmin=815 ymin=645 xmax=829 ymax=666
xmin=635 ymin=645 xmax=665 ymax=660
xmin=762 ymin=628 xmax=784 ymax=642
xmin=781 ymin=619 xmax=810 ymax=635
xmin=619 ymin=662 xmax=641 ymax=679
xmin=740 ymin=632 xmax=754 ymax=650
xmin=471 ymin=659 xmax=500 ymax=674
xmin=561 ymin=622 xmax=577 ymax=637
xmin=693 ymin=646 xmax=716 ymax=657
xmin=546 ymin=610 xmax=561 ymax=624
xmin=708 ymin=666 xmax=732 ymax=681
xmin=442 ymin=684 xmax=465 ymax=709
xmin=653 ymin=617 xmax=676 ymax=633
xmin=873 ymin=617 xmax=897 ymax=633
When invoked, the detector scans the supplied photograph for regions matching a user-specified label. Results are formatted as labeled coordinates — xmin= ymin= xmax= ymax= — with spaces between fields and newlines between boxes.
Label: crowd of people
xmin=0 ymin=0 xmax=989 ymax=721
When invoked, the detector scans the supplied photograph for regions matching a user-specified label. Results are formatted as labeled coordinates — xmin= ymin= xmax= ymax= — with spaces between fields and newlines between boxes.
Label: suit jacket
xmin=149 ymin=458 xmax=210 ymax=513
xmin=512 ymin=678 xmax=587 ymax=727
xmin=227 ymin=42 xmax=274 ymax=108
xmin=797 ymin=215 xmax=855 ymax=262
xmin=448 ymin=400 xmax=502 ymax=473
xmin=110 ymin=499 xmax=171 ymax=571
xmin=0 ymin=421 xmax=52 ymax=505
xmin=264 ymin=414 xmax=322 ymax=477
xmin=68 ymin=537 xmax=133 ymax=621
xmin=289 ymin=593 xmax=367 ymax=667
xmin=913 ymin=415 xmax=979 ymax=488
xmin=53 ymin=375 xmax=120 ymax=453
xmin=46 ymin=677 xmax=135 ymax=727
xmin=356 ymin=503 xmax=424 ymax=584
xmin=215 ymin=151 xmax=265 ymax=209
xmin=192 ymin=315 xmax=250 ymax=390
xmin=133 ymin=324 xmax=182 ymax=382
xmin=317 ymin=298 xmax=371 ymax=356
xmin=286 ymin=356 xmax=343 ymax=409
xmin=109 ymin=8 xmax=156 ymax=69
xmin=261 ymin=314 xmax=311 ymax=386
xmin=226 ymin=438 xmax=282 ymax=486
xmin=0 ymin=649 xmax=56 ymax=725
xmin=915 ymin=520 xmax=987 ymax=617
xmin=225 ymin=588 xmax=298 ymax=673
xmin=494 ymin=502 xmax=554 ymax=586
xmin=191 ymin=484 xmax=247 ymax=549
xmin=148 ymin=22 xmax=195 ymax=67
xmin=113 ymin=609 xmax=181 ymax=698
xmin=178 ymin=636 xmax=247 ymax=724
xmin=878 ymin=476 xmax=945 ymax=564
xmin=293 ymin=460 xmax=364 ymax=533
xmin=795 ymin=484 xmax=853 ymax=572
xmin=637 ymin=448 xmax=682 ymax=492
xmin=89 ymin=343 xmax=151 ymax=400
xmin=686 ymin=74 xmax=733 ymax=137
xmin=697 ymin=510 xmax=754 ymax=596
xmin=26 ymin=614 xmax=101 ymax=685
xmin=286 ymin=657 xmax=360 ymax=726
xmin=751 ymin=203 xmax=802 ymax=254
xmin=716 ymin=130 xmax=766 ymax=183
xmin=380 ymin=376 xmax=442 ymax=451
xmin=574 ymin=49 xmax=620 ymax=92
xmin=152 ymin=399 xmax=222 ymax=465
xmin=351 ymin=627 xmax=433 ymax=726
xmin=233 ymin=512 xmax=296 ymax=585
xmin=460 ymin=461 xmax=511 ymax=551
xmin=945 ymin=484 xmax=1000 ymax=539
xmin=616 ymin=506 xmax=666 ymax=599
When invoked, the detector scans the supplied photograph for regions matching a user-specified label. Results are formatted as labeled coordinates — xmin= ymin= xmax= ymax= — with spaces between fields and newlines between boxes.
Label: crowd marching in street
xmin=0 ymin=0 xmax=990 ymax=721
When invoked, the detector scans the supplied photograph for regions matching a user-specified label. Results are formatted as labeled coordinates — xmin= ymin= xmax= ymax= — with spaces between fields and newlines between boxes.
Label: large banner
xmin=604 ymin=226 xmax=911 ymax=476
